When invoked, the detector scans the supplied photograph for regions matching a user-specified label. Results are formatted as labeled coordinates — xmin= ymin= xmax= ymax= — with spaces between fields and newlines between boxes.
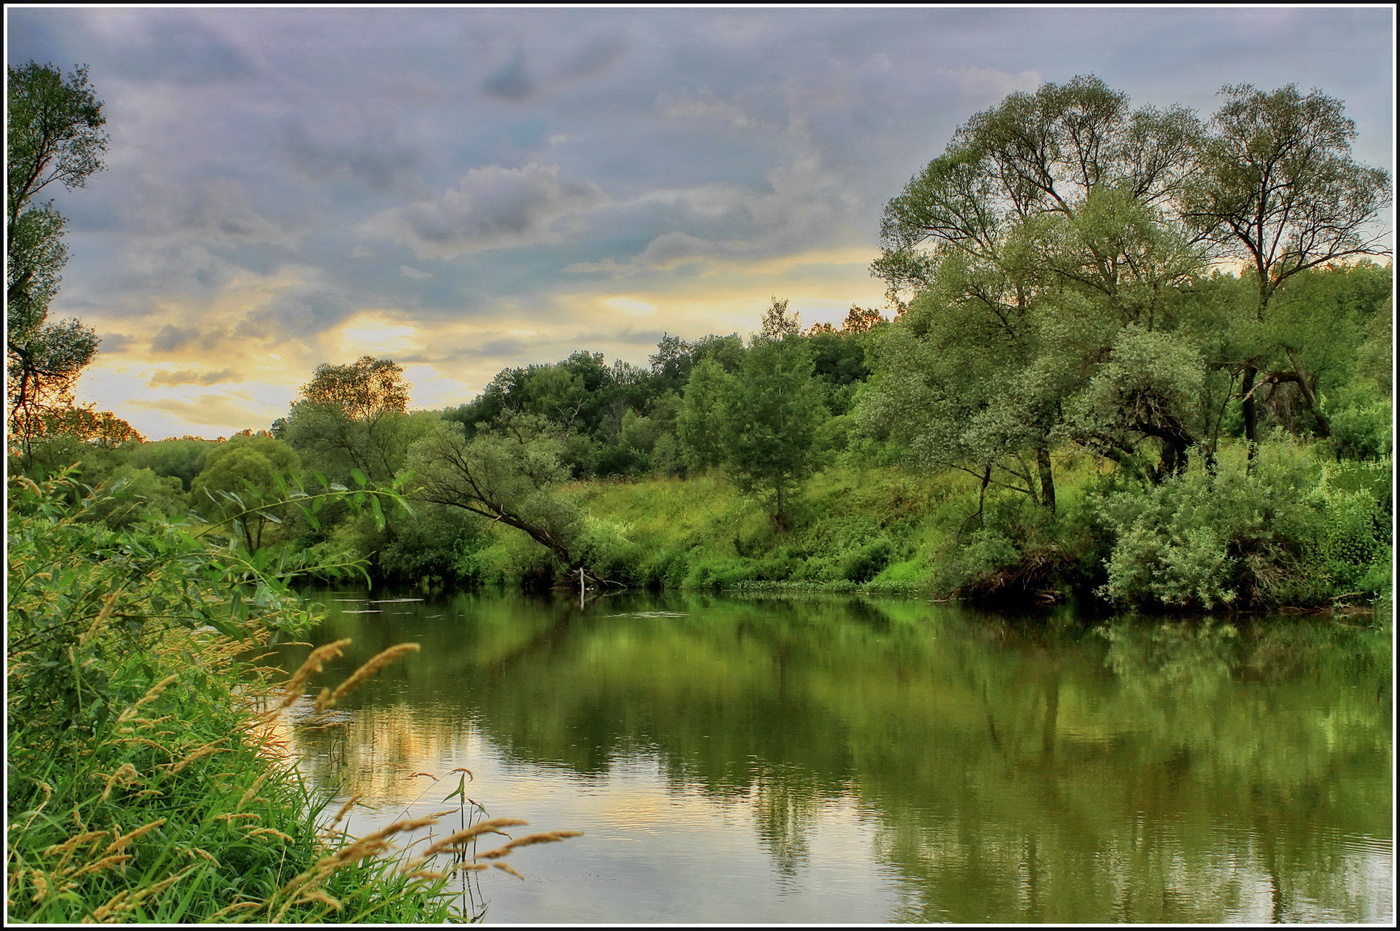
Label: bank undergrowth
xmin=454 ymin=438 xmax=1391 ymax=614
xmin=6 ymin=472 xmax=577 ymax=923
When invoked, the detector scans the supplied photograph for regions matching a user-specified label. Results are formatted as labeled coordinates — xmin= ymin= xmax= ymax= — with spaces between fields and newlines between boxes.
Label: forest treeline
xmin=9 ymin=73 xmax=1394 ymax=614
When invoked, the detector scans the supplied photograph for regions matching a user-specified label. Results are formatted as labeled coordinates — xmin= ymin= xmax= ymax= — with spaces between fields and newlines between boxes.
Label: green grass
xmin=6 ymin=472 xmax=579 ymax=923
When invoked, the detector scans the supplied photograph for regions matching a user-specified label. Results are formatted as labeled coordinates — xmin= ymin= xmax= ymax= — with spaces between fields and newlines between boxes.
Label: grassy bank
xmin=459 ymin=439 xmax=1391 ymax=613
xmin=6 ymin=473 xmax=575 ymax=923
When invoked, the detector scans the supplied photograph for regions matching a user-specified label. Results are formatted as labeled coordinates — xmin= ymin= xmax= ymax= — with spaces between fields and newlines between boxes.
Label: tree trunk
xmin=1242 ymin=365 xmax=1259 ymax=467
xmin=1036 ymin=446 xmax=1056 ymax=515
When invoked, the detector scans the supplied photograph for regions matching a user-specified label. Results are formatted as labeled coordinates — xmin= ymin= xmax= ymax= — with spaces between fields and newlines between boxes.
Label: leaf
xmin=350 ymin=467 xmax=368 ymax=488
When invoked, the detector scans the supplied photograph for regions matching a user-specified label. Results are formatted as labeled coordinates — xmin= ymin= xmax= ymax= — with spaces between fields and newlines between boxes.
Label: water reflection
xmin=268 ymin=590 xmax=1393 ymax=924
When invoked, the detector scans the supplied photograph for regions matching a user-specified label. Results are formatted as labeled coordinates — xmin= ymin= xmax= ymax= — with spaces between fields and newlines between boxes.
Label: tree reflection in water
xmin=268 ymin=591 xmax=1392 ymax=923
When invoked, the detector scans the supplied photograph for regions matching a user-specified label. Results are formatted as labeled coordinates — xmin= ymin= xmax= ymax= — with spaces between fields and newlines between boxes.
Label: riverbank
xmin=5 ymin=473 xmax=527 ymax=923
xmin=456 ymin=441 xmax=1392 ymax=614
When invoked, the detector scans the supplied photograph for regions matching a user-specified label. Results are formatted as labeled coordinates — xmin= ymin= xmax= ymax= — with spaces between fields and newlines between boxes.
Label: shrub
xmin=1093 ymin=441 xmax=1390 ymax=609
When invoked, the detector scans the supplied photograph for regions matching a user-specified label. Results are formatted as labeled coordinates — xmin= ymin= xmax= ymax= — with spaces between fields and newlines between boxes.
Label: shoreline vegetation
xmin=6 ymin=472 xmax=578 ymax=924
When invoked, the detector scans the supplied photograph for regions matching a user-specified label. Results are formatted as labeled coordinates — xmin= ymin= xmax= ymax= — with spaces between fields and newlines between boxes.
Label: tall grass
xmin=6 ymin=471 xmax=578 ymax=923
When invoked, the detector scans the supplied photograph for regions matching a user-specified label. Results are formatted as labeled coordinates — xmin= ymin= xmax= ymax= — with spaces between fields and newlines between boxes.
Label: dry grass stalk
xmin=68 ymin=853 xmax=132 ymax=879
xmin=476 ymin=830 xmax=584 ymax=860
xmin=79 ymin=588 xmax=125 ymax=647
xmin=297 ymin=889 xmax=342 ymax=911
xmin=116 ymin=674 xmax=178 ymax=723
xmin=103 ymin=819 xmax=166 ymax=855
xmin=263 ymin=638 xmax=352 ymax=719
xmin=210 ymin=812 xmax=260 ymax=824
xmin=95 ymin=763 xmax=142 ymax=802
xmin=208 ymin=900 xmax=261 ymax=920
xmin=493 ymin=862 xmax=525 ymax=880
xmin=324 ymin=794 xmax=363 ymax=833
xmin=419 ymin=817 xmax=528 ymax=858
xmin=244 ymin=827 xmax=296 ymax=843
xmin=43 ymin=831 xmax=108 ymax=873
xmin=187 ymin=847 xmax=221 ymax=867
xmin=233 ymin=771 xmax=273 ymax=812
xmin=315 ymin=643 xmax=420 ymax=714
xmin=164 ymin=741 xmax=227 ymax=773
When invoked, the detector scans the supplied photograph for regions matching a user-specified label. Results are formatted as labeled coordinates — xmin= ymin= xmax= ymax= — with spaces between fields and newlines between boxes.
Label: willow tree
xmin=407 ymin=413 xmax=587 ymax=579
xmin=867 ymin=75 xmax=1209 ymax=503
xmin=1181 ymin=83 xmax=1392 ymax=447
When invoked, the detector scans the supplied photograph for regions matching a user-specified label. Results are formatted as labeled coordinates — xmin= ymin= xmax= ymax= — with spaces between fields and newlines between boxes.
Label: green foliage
xmin=128 ymin=437 xmax=215 ymax=491
xmin=4 ymin=473 xmax=484 ymax=922
xmin=1093 ymin=442 xmax=1390 ymax=610
xmin=7 ymin=61 xmax=109 ymax=457
xmin=191 ymin=435 xmax=303 ymax=552
xmin=408 ymin=414 xmax=584 ymax=577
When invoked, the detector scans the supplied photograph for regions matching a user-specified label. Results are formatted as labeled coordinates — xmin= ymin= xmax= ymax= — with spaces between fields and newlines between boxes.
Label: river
xmin=263 ymin=588 xmax=1393 ymax=924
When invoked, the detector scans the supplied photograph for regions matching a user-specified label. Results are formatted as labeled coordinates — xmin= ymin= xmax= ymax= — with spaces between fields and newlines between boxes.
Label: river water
xmin=265 ymin=588 xmax=1393 ymax=924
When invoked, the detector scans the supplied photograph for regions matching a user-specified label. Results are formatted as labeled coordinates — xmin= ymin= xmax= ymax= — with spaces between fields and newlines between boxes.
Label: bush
xmin=1093 ymin=442 xmax=1390 ymax=609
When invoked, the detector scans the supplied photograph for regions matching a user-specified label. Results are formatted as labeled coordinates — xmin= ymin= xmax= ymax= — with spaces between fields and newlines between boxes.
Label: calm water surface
xmin=267 ymin=589 xmax=1393 ymax=924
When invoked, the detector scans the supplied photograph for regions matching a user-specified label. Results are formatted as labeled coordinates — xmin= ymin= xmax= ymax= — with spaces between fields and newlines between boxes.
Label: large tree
xmin=6 ymin=62 xmax=108 ymax=453
xmin=280 ymin=356 xmax=413 ymax=482
xmin=867 ymin=76 xmax=1209 ymax=501
xmin=407 ymin=413 xmax=586 ymax=578
xmin=1180 ymin=83 xmax=1392 ymax=447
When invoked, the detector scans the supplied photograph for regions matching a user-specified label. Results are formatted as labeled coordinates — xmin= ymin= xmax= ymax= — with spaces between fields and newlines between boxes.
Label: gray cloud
xmin=362 ymin=163 xmax=608 ymax=257
xmin=7 ymin=5 xmax=1390 ymax=439
xmin=148 ymin=368 xmax=238 ymax=387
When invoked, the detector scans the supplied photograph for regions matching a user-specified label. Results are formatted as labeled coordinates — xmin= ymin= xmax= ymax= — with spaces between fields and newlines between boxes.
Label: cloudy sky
xmin=7 ymin=4 xmax=1394 ymax=440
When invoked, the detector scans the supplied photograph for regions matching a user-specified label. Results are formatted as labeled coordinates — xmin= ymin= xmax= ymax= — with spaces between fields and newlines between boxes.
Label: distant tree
xmin=723 ymin=336 xmax=827 ymax=529
xmin=841 ymin=306 xmax=887 ymax=333
xmin=129 ymin=437 xmax=216 ymax=491
xmin=675 ymin=358 xmax=735 ymax=472
xmin=7 ymin=61 xmax=108 ymax=456
xmin=191 ymin=435 xmax=302 ymax=552
xmin=1181 ymin=83 xmax=1392 ymax=448
xmin=759 ymin=297 xmax=802 ymax=339
xmin=679 ymin=333 xmax=827 ymax=530
xmin=282 ymin=356 xmax=413 ymax=482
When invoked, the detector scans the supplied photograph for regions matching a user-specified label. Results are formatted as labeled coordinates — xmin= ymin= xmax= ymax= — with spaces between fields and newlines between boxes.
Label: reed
xmin=7 ymin=473 xmax=581 ymax=923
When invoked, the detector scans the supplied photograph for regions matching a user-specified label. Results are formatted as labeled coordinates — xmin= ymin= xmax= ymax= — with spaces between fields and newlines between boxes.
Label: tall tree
xmin=282 ymin=356 xmax=413 ymax=482
xmin=678 ymin=335 xmax=827 ymax=530
xmin=868 ymin=76 xmax=1208 ymax=500
xmin=6 ymin=62 xmax=108 ymax=453
xmin=1181 ymin=83 xmax=1392 ymax=447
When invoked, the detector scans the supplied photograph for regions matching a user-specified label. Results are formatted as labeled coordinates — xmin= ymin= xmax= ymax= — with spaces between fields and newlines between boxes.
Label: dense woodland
xmin=5 ymin=61 xmax=1393 ymax=923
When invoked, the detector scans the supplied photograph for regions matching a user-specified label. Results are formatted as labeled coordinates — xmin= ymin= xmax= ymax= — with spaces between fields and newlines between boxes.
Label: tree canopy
xmin=6 ymin=62 xmax=108 ymax=456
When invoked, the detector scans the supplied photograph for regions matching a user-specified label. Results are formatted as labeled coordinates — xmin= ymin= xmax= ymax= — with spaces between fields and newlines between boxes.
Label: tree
xmin=675 ymin=358 xmax=735 ymax=473
xmin=407 ymin=413 xmax=587 ymax=578
xmin=760 ymin=297 xmax=802 ymax=339
xmin=724 ymin=337 xmax=827 ymax=530
xmin=866 ymin=76 xmax=1221 ymax=499
xmin=7 ymin=62 xmax=108 ymax=454
xmin=282 ymin=356 xmax=413 ymax=482
xmin=1181 ymin=83 xmax=1393 ymax=448
xmin=191 ymin=435 xmax=303 ymax=552
xmin=677 ymin=334 xmax=827 ymax=530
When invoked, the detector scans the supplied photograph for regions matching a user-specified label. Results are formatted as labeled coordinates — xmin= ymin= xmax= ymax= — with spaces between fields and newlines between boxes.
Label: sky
xmin=6 ymin=4 xmax=1395 ymax=441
